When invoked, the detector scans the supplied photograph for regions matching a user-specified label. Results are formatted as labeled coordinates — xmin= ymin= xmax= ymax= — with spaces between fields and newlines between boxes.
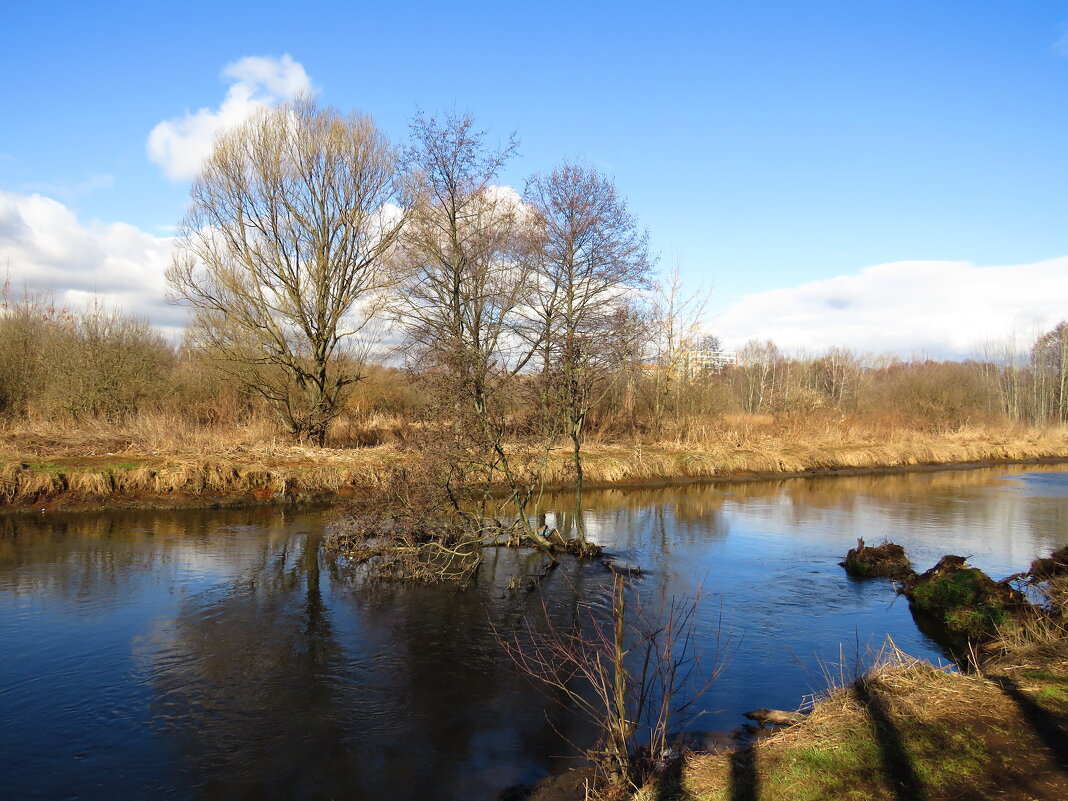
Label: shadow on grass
xmin=650 ymin=756 xmax=687 ymax=801
xmin=854 ymin=679 xmax=928 ymax=801
xmin=729 ymin=743 xmax=758 ymax=801
xmin=989 ymin=674 xmax=1068 ymax=771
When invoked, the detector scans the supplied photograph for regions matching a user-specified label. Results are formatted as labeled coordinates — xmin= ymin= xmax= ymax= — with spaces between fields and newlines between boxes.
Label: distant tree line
xmin=1 ymin=97 xmax=1066 ymax=449
xmin=3 ymin=282 xmax=1067 ymax=436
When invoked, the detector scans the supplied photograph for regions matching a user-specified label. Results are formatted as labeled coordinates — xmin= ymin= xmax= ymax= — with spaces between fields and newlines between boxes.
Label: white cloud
xmin=22 ymin=173 xmax=114 ymax=200
xmin=146 ymin=54 xmax=313 ymax=181
xmin=1055 ymin=28 xmax=1068 ymax=57
xmin=5 ymin=187 xmax=1065 ymax=362
xmin=714 ymin=257 xmax=1068 ymax=358
xmin=0 ymin=190 xmax=182 ymax=334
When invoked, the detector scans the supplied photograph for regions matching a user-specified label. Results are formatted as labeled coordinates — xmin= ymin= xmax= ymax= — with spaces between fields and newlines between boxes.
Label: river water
xmin=1 ymin=464 xmax=1066 ymax=800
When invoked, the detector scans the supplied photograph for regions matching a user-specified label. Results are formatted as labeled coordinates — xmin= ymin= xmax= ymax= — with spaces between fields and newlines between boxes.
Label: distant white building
xmin=683 ymin=349 xmax=738 ymax=376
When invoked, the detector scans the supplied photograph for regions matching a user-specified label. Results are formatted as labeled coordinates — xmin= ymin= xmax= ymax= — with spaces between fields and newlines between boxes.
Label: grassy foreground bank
xmin=638 ymin=638 xmax=1068 ymax=801
xmin=3 ymin=420 xmax=1068 ymax=509
xmin=623 ymin=560 xmax=1068 ymax=801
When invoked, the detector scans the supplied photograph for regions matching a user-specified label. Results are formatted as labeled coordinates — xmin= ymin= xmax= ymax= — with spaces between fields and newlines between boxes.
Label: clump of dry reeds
xmin=0 ymin=450 xmax=409 ymax=506
xmin=983 ymin=571 xmax=1068 ymax=669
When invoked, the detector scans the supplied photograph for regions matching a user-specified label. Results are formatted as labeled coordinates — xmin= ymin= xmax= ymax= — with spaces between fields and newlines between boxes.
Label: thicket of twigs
xmin=502 ymin=573 xmax=732 ymax=792
xmin=321 ymin=456 xmax=544 ymax=585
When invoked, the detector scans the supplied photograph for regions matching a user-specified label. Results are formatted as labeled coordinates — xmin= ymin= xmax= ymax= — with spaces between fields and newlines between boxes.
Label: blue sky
xmin=2 ymin=1 xmax=1067 ymax=356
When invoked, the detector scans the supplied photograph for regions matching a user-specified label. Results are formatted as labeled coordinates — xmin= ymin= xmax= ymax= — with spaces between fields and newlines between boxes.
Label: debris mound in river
xmin=907 ymin=555 xmax=1028 ymax=640
xmin=1029 ymin=545 xmax=1068 ymax=579
xmin=840 ymin=538 xmax=915 ymax=579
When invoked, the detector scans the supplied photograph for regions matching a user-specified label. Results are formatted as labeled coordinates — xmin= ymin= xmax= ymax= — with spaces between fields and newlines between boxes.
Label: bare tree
xmin=737 ymin=339 xmax=783 ymax=413
xmin=650 ymin=267 xmax=709 ymax=430
xmin=1032 ymin=321 xmax=1068 ymax=423
xmin=505 ymin=574 xmax=730 ymax=789
xmin=42 ymin=300 xmax=174 ymax=421
xmin=977 ymin=335 xmax=1026 ymax=422
xmin=812 ymin=346 xmax=860 ymax=408
xmin=393 ymin=111 xmax=555 ymax=552
xmin=603 ymin=300 xmax=654 ymax=430
xmin=167 ymin=97 xmax=406 ymax=445
xmin=0 ymin=284 xmax=55 ymax=419
xmin=525 ymin=163 xmax=652 ymax=500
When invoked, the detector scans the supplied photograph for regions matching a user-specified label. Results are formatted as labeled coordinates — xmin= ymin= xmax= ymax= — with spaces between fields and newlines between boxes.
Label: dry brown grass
xmin=0 ymin=410 xmax=412 ymax=506
xmin=0 ymin=410 xmax=412 ymax=459
xmin=984 ymin=575 xmax=1068 ymax=672
xmin=1 ymin=413 xmax=1066 ymax=508
xmin=668 ymin=639 xmax=1068 ymax=801
xmin=547 ymin=418 xmax=1068 ymax=487
xmin=0 ymin=455 xmax=409 ymax=506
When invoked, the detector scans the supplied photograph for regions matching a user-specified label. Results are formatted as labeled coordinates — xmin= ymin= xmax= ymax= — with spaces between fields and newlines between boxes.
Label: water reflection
xmin=134 ymin=530 xmax=360 ymax=799
xmin=537 ymin=464 xmax=1068 ymax=580
xmin=0 ymin=464 xmax=1065 ymax=800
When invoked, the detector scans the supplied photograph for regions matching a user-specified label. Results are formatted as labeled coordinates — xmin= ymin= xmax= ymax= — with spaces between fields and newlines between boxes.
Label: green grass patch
xmin=24 ymin=461 xmax=65 ymax=473
xmin=1020 ymin=669 xmax=1068 ymax=686
xmin=908 ymin=725 xmax=992 ymax=791
xmin=757 ymin=736 xmax=882 ymax=801
xmin=843 ymin=555 xmax=873 ymax=577
xmin=739 ymin=714 xmax=1007 ymax=801
xmin=1030 ymin=686 xmax=1068 ymax=711
xmin=23 ymin=459 xmax=154 ymax=474
xmin=910 ymin=568 xmax=1011 ymax=638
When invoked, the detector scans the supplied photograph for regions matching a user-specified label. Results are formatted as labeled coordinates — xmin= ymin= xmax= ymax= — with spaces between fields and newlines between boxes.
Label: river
xmin=1 ymin=464 xmax=1066 ymax=800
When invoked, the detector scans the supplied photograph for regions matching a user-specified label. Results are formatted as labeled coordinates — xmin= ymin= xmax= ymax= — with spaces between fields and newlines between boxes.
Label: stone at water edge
xmin=603 ymin=558 xmax=642 ymax=575
xmin=743 ymin=708 xmax=807 ymax=729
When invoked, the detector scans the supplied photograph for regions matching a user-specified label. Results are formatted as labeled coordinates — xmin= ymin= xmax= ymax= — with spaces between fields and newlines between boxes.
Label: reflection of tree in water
xmin=136 ymin=529 xmax=364 ymax=800
xmin=735 ymin=466 xmax=1068 ymax=544
xmin=10 ymin=467 xmax=1065 ymax=799
xmin=331 ymin=547 xmax=598 ymax=800
xmin=532 ymin=467 xmax=1068 ymax=577
xmin=135 ymin=526 xmax=598 ymax=801
xmin=536 ymin=486 xmax=731 ymax=569
xmin=539 ymin=465 xmax=1068 ymax=522
xmin=0 ymin=514 xmax=152 ymax=599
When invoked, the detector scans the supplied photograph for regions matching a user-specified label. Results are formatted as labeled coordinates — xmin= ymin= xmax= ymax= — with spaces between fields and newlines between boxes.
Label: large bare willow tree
xmin=167 ymin=97 xmax=406 ymax=444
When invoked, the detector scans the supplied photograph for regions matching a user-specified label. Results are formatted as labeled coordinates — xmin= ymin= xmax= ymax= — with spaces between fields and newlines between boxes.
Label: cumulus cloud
xmin=146 ymin=54 xmax=313 ymax=181
xmin=0 ymin=190 xmax=182 ymax=333
xmin=6 ymin=184 xmax=1065 ymax=362
xmin=714 ymin=257 xmax=1068 ymax=358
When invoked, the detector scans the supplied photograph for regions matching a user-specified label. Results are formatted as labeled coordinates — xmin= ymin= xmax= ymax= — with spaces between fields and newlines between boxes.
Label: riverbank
xmin=513 ymin=546 xmax=1068 ymax=801
xmin=3 ymin=422 xmax=1068 ymax=510
xmin=637 ymin=639 xmax=1068 ymax=801
xmin=619 ymin=558 xmax=1068 ymax=801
